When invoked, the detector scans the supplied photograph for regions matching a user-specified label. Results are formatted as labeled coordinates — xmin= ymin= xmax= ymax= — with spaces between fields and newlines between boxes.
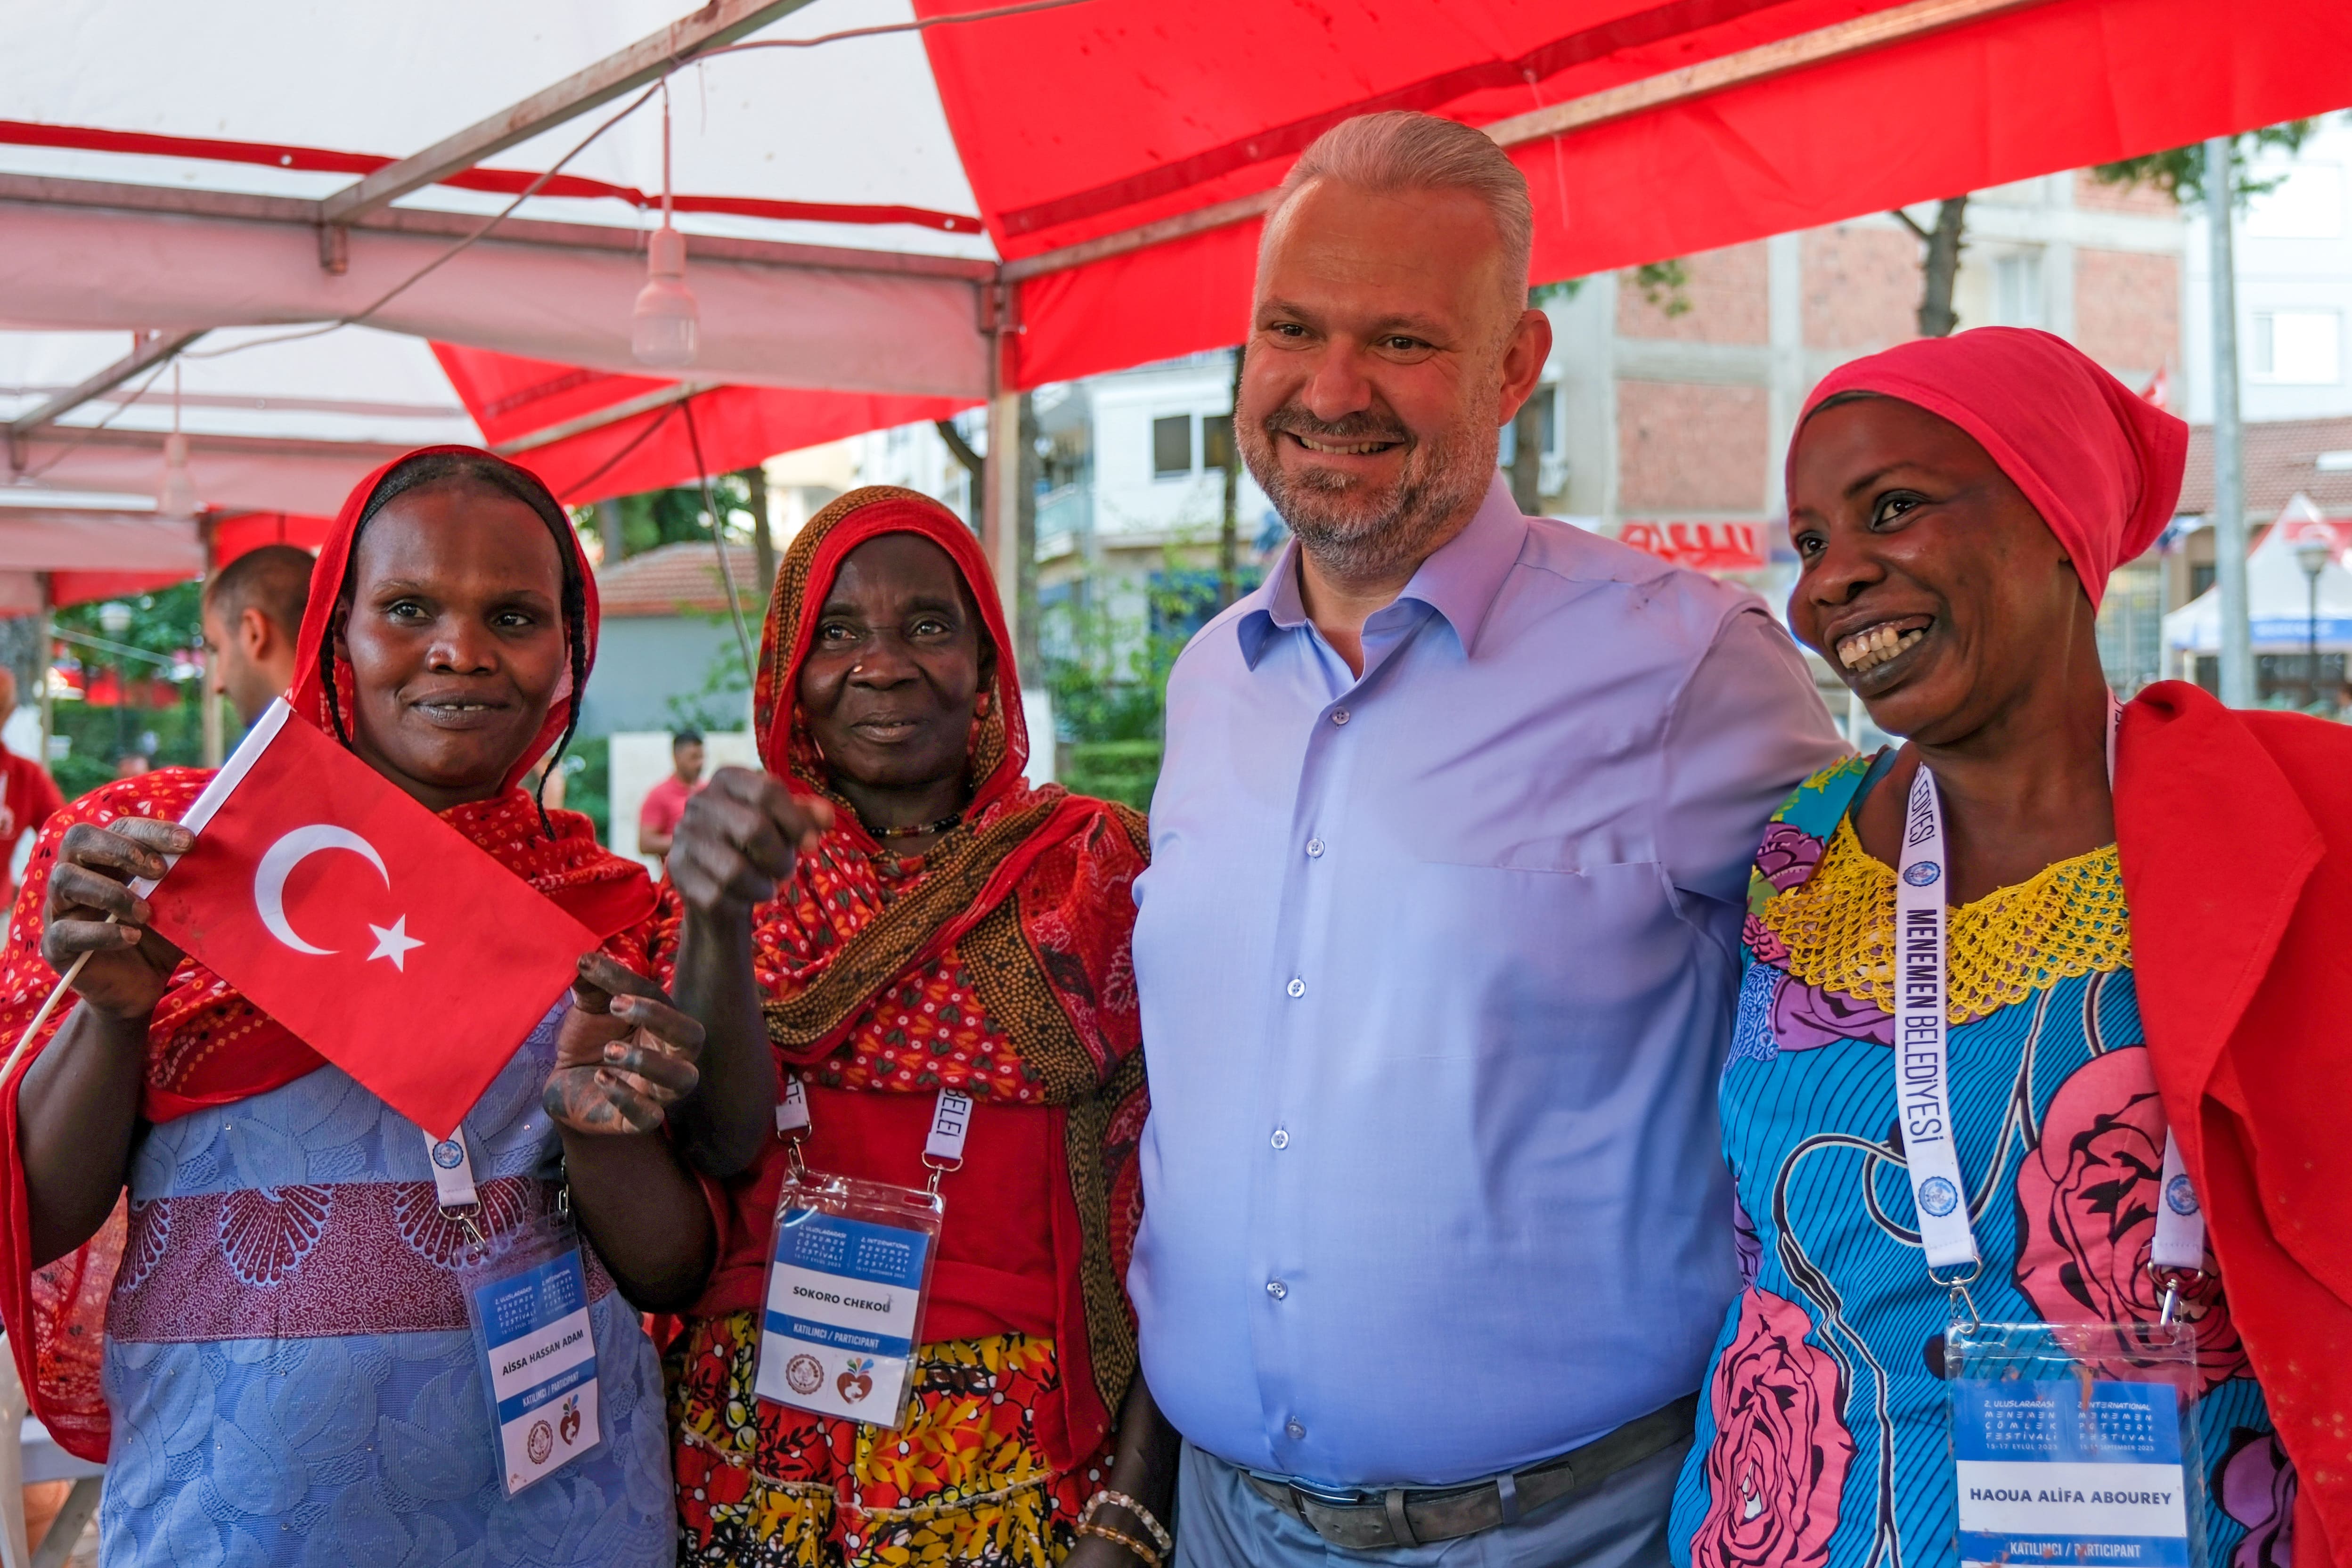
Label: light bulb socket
xmin=648 ymin=224 xmax=687 ymax=279
xmin=633 ymin=278 xmax=700 ymax=368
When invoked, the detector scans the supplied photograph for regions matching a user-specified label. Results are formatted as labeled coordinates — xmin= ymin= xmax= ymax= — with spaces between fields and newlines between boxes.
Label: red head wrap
xmin=1795 ymin=327 xmax=2188 ymax=609
xmin=293 ymin=444 xmax=603 ymax=793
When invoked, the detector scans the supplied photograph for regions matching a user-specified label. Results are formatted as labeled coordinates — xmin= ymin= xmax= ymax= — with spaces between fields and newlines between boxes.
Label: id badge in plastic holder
xmin=461 ymin=1214 xmax=604 ymax=1496
xmin=1948 ymin=1320 xmax=2209 ymax=1568
xmin=754 ymin=1171 xmax=944 ymax=1431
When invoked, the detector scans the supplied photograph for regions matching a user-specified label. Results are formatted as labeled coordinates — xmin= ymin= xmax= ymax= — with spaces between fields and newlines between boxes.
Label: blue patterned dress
xmin=95 ymin=1003 xmax=675 ymax=1567
xmin=1669 ymin=755 xmax=2290 ymax=1568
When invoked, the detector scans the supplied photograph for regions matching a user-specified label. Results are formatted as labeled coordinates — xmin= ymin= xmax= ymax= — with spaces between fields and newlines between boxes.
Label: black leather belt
xmin=1243 ymin=1394 xmax=1699 ymax=1551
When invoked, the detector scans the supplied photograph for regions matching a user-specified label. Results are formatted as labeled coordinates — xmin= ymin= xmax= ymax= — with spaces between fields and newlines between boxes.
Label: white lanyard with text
xmin=422 ymin=1126 xmax=605 ymax=1494
xmin=775 ymin=1074 xmax=975 ymax=1189
xmin=1893 ymin=697 xmax=2207 ymax=1307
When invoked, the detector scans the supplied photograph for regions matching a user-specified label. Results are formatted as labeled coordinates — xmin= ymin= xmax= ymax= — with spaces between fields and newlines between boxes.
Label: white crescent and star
xmin=252 ymin=825 xmax=425 ymax=972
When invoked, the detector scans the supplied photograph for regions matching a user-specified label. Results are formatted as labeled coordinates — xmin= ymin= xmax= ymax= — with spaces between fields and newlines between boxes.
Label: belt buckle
xmin=1288 ymin=1478 xmax=1373 ymax=1510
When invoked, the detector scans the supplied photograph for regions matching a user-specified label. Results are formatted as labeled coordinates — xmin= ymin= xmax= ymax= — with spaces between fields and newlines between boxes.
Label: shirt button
xmin=1305 ymin=837 xmax=1325 ymax=858
xmin=1286 ymin=977 xmax=1306 ymax=998
xmin=1271 ymin=1128 xmax=1290 ymax=1149
xmin=1286 ymin=1420 xmax=1307 ymax=1440
xmin=1266 ymin=1280 xmax=1288 ymax=1300
xmin=1331 ymin=708 xmax=1350 ymax=726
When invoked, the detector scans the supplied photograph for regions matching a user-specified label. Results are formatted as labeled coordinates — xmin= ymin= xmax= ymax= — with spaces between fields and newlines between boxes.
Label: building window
xmin=2245 ymin=163 xmax=2344 ymax=239
xmin=1993 ymin=253 xmax=2044 ymax=329
xmin=1201 ymin=413 xmax=1235 ymax=472
xmin=1152 ymin=415 xmax=1194 ymax=477
xmin=2251 ymin=311 xmax=2343 ymax=384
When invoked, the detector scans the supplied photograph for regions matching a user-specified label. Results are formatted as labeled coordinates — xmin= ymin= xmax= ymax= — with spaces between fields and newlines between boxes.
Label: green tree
xmin=2091 ymin=120 xmax=2320 ymax=206
xmin=53 ymin=581 xmax=208 ymax=793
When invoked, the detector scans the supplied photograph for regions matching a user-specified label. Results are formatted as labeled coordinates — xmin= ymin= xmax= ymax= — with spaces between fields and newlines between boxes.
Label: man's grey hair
xmin=1271 ymin=110 xmax=1534 ymax=308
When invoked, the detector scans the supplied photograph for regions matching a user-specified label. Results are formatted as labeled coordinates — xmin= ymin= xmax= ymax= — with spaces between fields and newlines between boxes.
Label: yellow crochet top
xmin=1758 ymin=814 xmax=2132 ymax=1025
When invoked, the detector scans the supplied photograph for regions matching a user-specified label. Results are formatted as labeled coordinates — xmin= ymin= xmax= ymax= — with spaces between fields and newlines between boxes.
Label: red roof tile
xmin=2180 ymin=416 xmax=2352 ymax=519
xmin=594 ymin=541 xmax=767 ymax=618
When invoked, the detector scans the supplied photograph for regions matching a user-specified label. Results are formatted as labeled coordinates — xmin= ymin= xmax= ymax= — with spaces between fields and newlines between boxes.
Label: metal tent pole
xmin=2208 ymin=137 xmax=2253 ymax=707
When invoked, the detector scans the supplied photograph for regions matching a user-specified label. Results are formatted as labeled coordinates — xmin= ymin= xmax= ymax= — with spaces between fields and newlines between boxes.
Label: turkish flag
xmin=144 ymin=700 xmax=596 ymax=1139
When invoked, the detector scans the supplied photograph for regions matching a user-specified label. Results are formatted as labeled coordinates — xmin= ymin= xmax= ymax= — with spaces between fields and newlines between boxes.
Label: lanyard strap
xmin=426 ymin=1127 xmax=478 ymax=1209
xmin=1892 ymin=697 xmax=2205 ymax=1286
xmin=777 ymin=1075 xmax=973 ymax=1192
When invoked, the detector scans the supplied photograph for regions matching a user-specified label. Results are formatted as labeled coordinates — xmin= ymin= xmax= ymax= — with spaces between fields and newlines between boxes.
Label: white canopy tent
xmin=2166 ymin=495 xmax=2352 ymax=659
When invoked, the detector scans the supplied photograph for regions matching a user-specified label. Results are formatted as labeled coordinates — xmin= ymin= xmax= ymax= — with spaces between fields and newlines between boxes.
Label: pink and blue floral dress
xmin=1669 ymin=753 xmax=2289 ymax=1568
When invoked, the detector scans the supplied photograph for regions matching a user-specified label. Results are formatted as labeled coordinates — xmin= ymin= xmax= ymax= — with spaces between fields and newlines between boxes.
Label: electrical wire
xmin=180 ymin=75 xmax=670 ymax=364
xmin=33 ymin=0 xmax=1103 ymax=462
xmin=15 ymin=351 xmax=178 ymax=482
xmin=700 ymin=0 xmax=1094 ymax=54
xmin=680 ymin=396 xmax=758 ymax=682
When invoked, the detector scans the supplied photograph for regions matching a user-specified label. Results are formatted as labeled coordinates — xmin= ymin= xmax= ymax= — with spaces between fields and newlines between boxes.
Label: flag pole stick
xmin=0 ymin=944 xmax=98 ymax=1089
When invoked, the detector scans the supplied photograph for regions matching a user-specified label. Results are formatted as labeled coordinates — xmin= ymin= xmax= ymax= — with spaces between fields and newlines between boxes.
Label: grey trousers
xmin=1171 ymin=1438 xmax=1690 ymax=1568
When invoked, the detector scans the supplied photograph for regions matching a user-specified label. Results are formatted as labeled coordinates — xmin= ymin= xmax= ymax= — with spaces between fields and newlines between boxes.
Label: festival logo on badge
xmin=786 ymin=1354 xmax=824 ymax=1395
xmin=1918 ymin=1176 xmax=1960 ymax=1217
xmin=1901 ymin=861 xmax=1941 ymax=887
xmin=837 ymin=1356 xmax=875 ymax=1404
xmin=2166 ymin=1174 xmax=2199 ymax=1217
xmin=559 ymin=1393 xmax=581 ymax=1447
xmin=528 ymin=1420 xmax=555 ymax=1465
xmin=431 ymin=1139 xmax=466 ymax=1169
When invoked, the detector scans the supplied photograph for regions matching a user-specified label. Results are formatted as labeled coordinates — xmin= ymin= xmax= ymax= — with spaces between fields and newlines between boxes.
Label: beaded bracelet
xmin=1090 ymin=1489 xmax=1175 ymax=1557
xmin=1075 ymin=1519 xmax=1162 ymax=1568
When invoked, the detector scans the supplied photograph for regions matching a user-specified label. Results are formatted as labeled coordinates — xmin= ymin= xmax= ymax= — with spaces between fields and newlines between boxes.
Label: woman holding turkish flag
xmin=651 ymin=487 xmax=1177 ymax=1568
xmin=0 ymin=448 xmax=710 ymax=1565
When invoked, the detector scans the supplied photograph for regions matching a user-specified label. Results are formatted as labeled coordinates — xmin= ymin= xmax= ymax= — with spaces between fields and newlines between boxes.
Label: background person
xmin=1674 ymin=327 xmax=2347 ymax=1568
xmin=0 ymin=447 xmax=707 ymax=1566
xmin=1130 ymin=111 xmax=1845 ymax=1568
xmin=0 ymin=668 xmax=65 ymax=915
xmin=637 ymin=728 xmax=705 ymax=861
xmin=198 ymin=541 xmax=313 ymax=728
xmin=656 ymin=487 xmax=1175 ymax=1568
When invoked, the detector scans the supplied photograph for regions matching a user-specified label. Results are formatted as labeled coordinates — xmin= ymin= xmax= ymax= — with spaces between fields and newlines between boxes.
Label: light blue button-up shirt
xmin=1130 ymin=474 xmax=1847 ymax=1488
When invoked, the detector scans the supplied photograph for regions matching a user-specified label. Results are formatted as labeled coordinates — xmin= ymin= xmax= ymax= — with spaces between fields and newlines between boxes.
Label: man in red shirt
xmin=0 ymin=667 xmax=65 ymax=914
xmin=637 ymin=728 xmax=706 ymax=862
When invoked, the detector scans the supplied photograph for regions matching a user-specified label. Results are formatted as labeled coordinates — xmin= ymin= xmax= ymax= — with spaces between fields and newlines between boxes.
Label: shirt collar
xmin=1235 ymin=473 xmax=1528 ymax=666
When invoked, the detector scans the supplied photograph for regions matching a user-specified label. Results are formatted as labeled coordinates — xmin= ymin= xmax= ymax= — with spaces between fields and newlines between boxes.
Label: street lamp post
xmin=2295 ymin=538 xmax=2331 ymax=711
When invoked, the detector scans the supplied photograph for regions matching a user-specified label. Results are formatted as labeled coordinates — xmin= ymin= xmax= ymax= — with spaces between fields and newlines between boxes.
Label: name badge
xmin=1955 ymin=1378 xmax=2190 ymax=1568
xmin=754 ymin=1173 xmax=943 ymax=1429
xmin=465 ymin=1238 xmax=603 ymax=1494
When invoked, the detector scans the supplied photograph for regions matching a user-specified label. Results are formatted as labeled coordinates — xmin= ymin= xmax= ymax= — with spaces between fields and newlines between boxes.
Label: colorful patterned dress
xmin=659 ymin=828 xmax=1147 ymax=1568
xmin=1670 ymin=754 xmax=2291 ymax=1568
xmin=98 ymin=1007 xmax=675 ymax=1567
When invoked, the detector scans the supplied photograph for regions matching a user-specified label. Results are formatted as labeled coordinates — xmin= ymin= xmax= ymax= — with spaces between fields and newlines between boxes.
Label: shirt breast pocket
xmin=1383 ymin=858 xmax=1690 ymax=1050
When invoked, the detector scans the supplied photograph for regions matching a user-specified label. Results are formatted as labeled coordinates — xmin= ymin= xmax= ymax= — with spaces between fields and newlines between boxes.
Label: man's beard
xmin=1240 ymin=395 xmax=1498 ymax=584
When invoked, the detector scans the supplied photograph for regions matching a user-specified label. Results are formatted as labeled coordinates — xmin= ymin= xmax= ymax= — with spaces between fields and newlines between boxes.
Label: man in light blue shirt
xmin=1129 ymin=112 xmax=1846 ymax=1567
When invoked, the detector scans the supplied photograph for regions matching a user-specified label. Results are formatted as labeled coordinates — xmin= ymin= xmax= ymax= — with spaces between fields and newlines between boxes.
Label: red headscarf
xmin=1796 ymin=327 xmax=2187 ymax=607
xmin=753 ymin=485 xmax=1030 ymax=810
xmin=0 ymin=445 xmax=653 ymax=1462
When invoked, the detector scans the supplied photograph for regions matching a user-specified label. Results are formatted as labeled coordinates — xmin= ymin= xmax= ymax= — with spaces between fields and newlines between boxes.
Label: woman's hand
xmin=543 ymin=953 xmax=705 ymax=1135
xmin=668 ymin=768 xmax=833 ymax=915
xmin=42 ymin=818 xmax=192 ymax=1022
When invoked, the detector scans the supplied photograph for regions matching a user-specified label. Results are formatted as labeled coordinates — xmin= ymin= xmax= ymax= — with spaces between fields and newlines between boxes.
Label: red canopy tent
xmin=4 ymin=0 xmax=2347 ymax=604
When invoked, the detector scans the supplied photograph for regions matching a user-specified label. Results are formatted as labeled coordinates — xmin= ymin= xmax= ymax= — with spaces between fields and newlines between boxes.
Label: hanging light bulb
xmin=158 ymin=360 xmax=199 ymax=521
xmin=633 ymin=80 xmax=699 ymax=368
